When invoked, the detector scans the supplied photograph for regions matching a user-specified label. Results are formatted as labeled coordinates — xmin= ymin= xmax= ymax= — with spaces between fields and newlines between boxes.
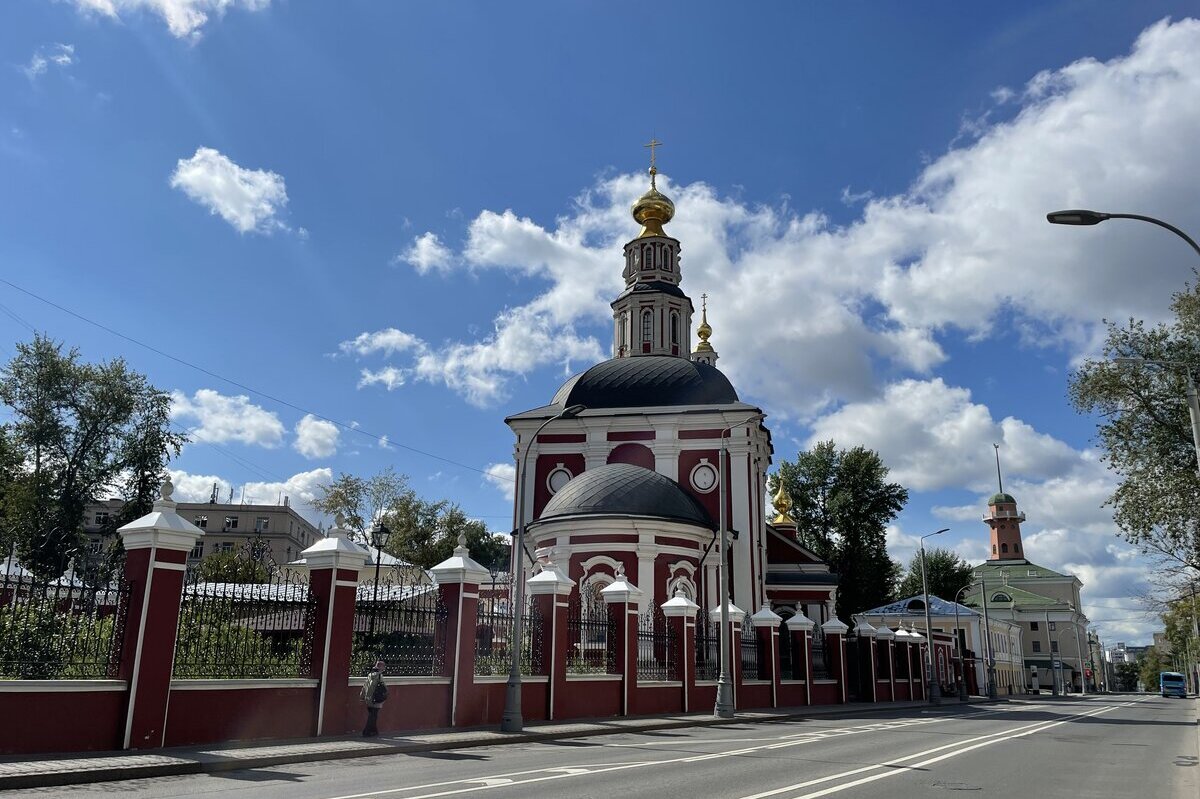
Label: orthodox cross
xmin=644 ymin=138 xmax=663 ymax=188
xmin=701 ymin=292 xmax=708 ymax=312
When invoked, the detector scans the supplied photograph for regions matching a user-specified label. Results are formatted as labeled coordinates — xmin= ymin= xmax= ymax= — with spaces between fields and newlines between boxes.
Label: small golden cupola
xmin=691 ymin=293 xmax=718 ymax=366
xmin=772 ymin=480 xmax=794 ymax=526
xmin=631 ymin=166 xmax=675 ymax=239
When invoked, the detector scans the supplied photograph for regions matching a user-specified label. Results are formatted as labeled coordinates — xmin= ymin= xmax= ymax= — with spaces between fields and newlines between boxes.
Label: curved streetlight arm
xmin=1047 ymin=209 xmax=1200 ymax=258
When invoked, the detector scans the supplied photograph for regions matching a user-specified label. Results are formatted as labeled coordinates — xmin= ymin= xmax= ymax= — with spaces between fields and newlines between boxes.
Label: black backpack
xmin=372 ymin=678 xmax=389 ymax=704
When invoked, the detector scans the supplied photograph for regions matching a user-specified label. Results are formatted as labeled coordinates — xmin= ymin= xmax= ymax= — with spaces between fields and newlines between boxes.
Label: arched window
xmin=992 ymin=544 xmax=997 ymax=555
xmin=906 ymin=598 xmax=926 ymax=613
xmin=1001 ymin=543 xmax=1009 ymax=553
xmin=992 ymin=593 xmax=1012 ymax=603
xmin=1014 ymin=543 xmax=1020 ymax=553
xmin=619 ymin=312 xmax=628 ymax=353
xmin=670 ymin=311 xmax=680 ymax=346
xmin=641 ymin=309 xmax=653 ymax=344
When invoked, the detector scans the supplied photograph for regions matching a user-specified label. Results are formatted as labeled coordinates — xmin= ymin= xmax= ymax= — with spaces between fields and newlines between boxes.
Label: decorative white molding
xmin=473 ymin=675 xmax=549 ymax=684
xmin=786 ymin=609 xmax=815 ymax=631
xmin=661 ymin=588 xmax=700 ymax=618
xmin=565 ymin=673 xmax=623 ymax=682
xmin=346 ymin=676 xmax=451 ymax=687
xmin=751 ymin=605 xmax=783 ymax=626
xmin=527 ymin=562 xmax=573 ymax=596
xmin=709 ymin=600 xmax=746 ymax=624
xmin=601 ymin=565 xmax=643 ymax=604
xmin=822 ymin=617 xmax=849 ymax=635
xmin=430 ymin=533 xmax=490 ymax=585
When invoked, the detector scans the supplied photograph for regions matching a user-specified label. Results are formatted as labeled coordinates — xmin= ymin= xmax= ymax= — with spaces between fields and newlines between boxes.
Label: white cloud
xmin=70 ymin=0 xmax=269 ymax=39
xmin=21 ymin=44 xmax=74 ymax=80
xmin=484 ymin=462 xmax=516 ymax=502
xmin=171 ymin=388 xmax=284 ymax=447
xmin=398 ymin=232 xmax=453 ymax=275
xmin=358 ymin=366 xmax=409 ymax=391
xmin=352 ymin=19 xmax=1200 ymax=414
xmin=168 ymin=469 xmax=230 ymax=503
xmin=170 ymin=147 xmax=289 ymax=234
xmin=808 ymin=378 xmax=1080 ymax=493
xmin=339 ymin=328 xmax=425 ymax=358
xmin=293 ymin=414 xmax=339 ymax=459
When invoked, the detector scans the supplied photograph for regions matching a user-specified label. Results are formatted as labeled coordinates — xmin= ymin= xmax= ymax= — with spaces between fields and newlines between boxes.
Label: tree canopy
xmin=0 ymin=335 xmax=183 ymax=577
xmin=896 ymin=547 xmax=974 ymax=604
xmin=772 ymin=440 xmax=907 ymax=619
xmin=1069 ymin=281 xmax=1200 ymax=576
xmin=314 ymin=468 xmax=507 ymax=570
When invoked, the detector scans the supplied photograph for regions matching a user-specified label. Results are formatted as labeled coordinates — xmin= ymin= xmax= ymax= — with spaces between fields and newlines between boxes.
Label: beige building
xmin=84 ymin=497 xmax=321 ymax=568
xmin=962 ymin=491 xmax=1090 ymax=693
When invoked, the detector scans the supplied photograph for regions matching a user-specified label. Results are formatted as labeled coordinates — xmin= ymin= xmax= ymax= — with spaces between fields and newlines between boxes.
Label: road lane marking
xmin=739 ymin=700 xmax=1146 ymax=799
xmin=317 ymin=708 xmax=1050 ymax=799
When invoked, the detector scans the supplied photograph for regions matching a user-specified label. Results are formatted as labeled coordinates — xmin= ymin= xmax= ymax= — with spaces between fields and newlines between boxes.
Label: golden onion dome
xmin=695 ymin=293 xmax=714 ymax=352
xmin=631 ymin=168 xmax=675 ymax=238
xmin=772 ymin=481 xmax=794 ymax=525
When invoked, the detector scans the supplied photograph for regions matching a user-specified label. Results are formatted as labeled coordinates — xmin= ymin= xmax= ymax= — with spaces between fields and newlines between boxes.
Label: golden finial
xmin=632 ymin=138 xmax=674 ymax=238
xmin=772 ymin=479 xmax=793 ymax=525
xmin=695 ymin=293 xmax=714 ymax=352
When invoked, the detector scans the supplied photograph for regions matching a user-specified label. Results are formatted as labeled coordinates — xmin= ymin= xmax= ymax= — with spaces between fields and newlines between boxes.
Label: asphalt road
xmin=8 ymin=695 xmax=1196 ymax=799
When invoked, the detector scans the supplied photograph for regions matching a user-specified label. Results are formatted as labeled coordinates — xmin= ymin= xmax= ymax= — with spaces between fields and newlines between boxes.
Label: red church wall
xmin=0 ymin=688 xmax=125 ymax=754
xmin=533 ymin=452 xmax=585 ymax=518
xmin=810 ymin=682 xmax=840 ymax=705
xmin=607 ymin=443 xmax=654 ymax=469
xmin=736 ymin=682 xmax=771 ymax=710
xmin=678 ymin=429 xmax=723 ymax=439
xmin=455 ymin=680 xmax=548 ymax=726
xmin=631 ymin=684 xmax=682 ymax=715
xmin=340 ymin=680 xmax=451 ymax=734
xmin=677 ymin=449 xmax=727 ymax=524
xmin=163 ymin=684 xmax=318 ymax=747
xmin=557 ymin=678 xmax=621 ymax=718
xmin=777 ymin=681 xmax=807 ymax=706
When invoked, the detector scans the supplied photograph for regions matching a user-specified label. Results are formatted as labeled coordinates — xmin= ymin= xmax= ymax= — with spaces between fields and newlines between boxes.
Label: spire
xmin=631 ymin=138 xmax=675 ymax=238
xmin=695 ymin=293 xmax=713 ymax=352
xmin=994 ymin=443 xmax=1004 ymax=495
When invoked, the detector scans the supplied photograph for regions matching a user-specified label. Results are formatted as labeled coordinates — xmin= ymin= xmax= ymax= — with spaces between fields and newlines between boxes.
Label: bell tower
xmin=611 ymin=139 xmax=695 ymax=358
xmin=984 ymin=444 xmax=1026 ymax=561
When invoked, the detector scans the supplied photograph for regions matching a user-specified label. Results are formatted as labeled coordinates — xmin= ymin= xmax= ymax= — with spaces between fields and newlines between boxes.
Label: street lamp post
xmin=715 ymin=412 xmax=765 ymax=719
xmin=368 ymin=522 xmax=392 ymax=644
xmin=1046 ymin=210 xmax=1200 ymax=258
xmin=919 ymin=528 xmax=950 ymax=704
xmin=1044 ymin=610 xmax=1058 ymax=695
xmin=957 ymin=579 xmax=997 ymax=700
xmin=501 ymin=403 xmax=586 ymax=734
xmin=1069 ymin=605 xmax=1087 ymax=696
xmin=952 ymin=587 xmax=968 ymax=701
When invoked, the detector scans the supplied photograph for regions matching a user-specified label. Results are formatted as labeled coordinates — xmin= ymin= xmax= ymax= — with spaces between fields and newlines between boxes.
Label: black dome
xmin=551 ymin=356 xmax=738 ymax=409
xmin=535 ymin=463 xmax=715 ymax=530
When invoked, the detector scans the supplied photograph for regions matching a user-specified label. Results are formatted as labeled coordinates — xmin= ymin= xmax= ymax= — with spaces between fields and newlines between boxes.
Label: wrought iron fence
xmin=810 ymin=624 xmax=831 ymax=679
xmin=875 ymin=639 xmax=891 ymax=678
xmin=779 ymin=618 xmax=801 ymax=679
xmin=739 ymin=616 xmax=760 ymax=680
xmin=893 ymin=640 xmax=910 ymax=678
xmin=636 ymin=608 xmax=676 ymax=681
xmin=352 ymin=565 xmax=447 ymax=677
xmin=695 ymin=612 xmax=719 ymax=681
xmin=0 ymin=554 xmax=129 ymax=679
xmin=566 ymin=593 xmax=617 ymax=675
xmin=174 ymin=543 xmax=316 ymax=679
xmin=474 ymin=603 xmax=544 ymax=676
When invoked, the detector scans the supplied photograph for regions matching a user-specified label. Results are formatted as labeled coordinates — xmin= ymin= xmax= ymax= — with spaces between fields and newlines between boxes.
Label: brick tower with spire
xmin=984 ymin=444 xmax=1026 ymax=561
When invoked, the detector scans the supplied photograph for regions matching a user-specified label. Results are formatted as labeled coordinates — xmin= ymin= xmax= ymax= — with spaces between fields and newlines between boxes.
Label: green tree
xmin=315 ymin=469 xmax=508 ymax=569
xmin=1114 ymin=662 xmax=1140 ymax=691
xmin=896 ymin=547 xmax=974 ymax=603
xmin=772 ymin=441 xmax=908 ymax=619
xmin=0 ymin=335 xmax=184 ymax=577
xmin=1138 ymin=646 xmax=1173 ymax=691
xmin=1069 ymin=281 xmax=1200 ymax=574
xmin=196 ymin=549 xmax=272 ymax=583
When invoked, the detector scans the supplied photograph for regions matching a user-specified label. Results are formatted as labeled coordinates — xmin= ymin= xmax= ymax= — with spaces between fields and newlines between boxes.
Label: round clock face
xmin=547 ymin=467 xmax=572 ymax=494
xmin=691 ymin=463 xmax=718 ymax=493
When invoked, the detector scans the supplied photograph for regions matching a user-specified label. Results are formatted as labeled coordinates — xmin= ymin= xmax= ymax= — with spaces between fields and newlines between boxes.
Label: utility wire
xmin=0 ymin=276 xmax=515 ymax=482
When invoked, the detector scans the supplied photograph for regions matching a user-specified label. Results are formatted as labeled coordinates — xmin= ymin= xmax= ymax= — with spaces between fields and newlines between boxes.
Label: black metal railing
xmin=695 ymin=612 xmax=719 ymax=681
xmin=566 ymin=595 xmax=617 ymax=675
xmin=636 ymin=608 xmax=676 ymax=681
xmin=779 ymin=618 xmax=801 ymax=679
xmin=353 ymin=565 xmax=447 ymax=677
xmin=739 ymin=617 xmax=760 ymax=680
xmin=174 ymin=545 xmax=315 ymax=679
xmin=474 ymin=603 xmax=544 ymax=676
xmin=0 ymin=556 xmax=129 ymax=679
xmin=810 ymin=625 xmax=831 ymax=679
xmin=894 ymin=643 xmax=910 ymax=678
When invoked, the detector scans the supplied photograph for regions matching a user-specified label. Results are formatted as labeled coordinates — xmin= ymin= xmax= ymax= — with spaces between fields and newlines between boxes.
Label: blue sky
xmin=4 ymin=1 xmax=1200 ymax=643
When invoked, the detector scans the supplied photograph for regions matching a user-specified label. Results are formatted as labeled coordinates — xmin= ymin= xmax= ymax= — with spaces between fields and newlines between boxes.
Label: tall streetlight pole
xmin=715 ymin=412 xmax=765 ymax=719
xmin=501 ymin=403 xmax=586 ymax=733
xmin=367 ymin=522 xmax=392 ymax=645
xmin=1069 ymin=604 xmax=1086 ymax=696
xmin=956 ymin=579 xmax=997 ymax=699
xmin=919 ymin=528 xmax=950 ymax=704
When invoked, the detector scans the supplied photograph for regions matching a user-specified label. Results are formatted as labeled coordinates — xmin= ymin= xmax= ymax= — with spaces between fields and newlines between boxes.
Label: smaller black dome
xmin=535 ymin=463 xmax=715 ymax=530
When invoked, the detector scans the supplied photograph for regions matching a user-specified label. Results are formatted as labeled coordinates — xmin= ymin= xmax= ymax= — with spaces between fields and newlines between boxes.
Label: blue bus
xmin=1160 ymin=671 xmax=1186 ymax=698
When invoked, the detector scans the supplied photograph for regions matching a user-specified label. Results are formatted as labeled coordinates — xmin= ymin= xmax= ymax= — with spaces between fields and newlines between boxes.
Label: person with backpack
xmin=361 ymin=659 xmax=388 ymax=736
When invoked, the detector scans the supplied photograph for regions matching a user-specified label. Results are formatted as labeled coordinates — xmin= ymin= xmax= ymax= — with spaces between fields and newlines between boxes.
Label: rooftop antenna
xmin=209 ymin=482 xmax=219 ymax=504
xmin=993 ymin=443 xmax=1004 ymax=494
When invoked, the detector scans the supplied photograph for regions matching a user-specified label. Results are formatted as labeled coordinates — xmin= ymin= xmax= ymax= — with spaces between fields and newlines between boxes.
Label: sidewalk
xmin=0 ymin=697 xmax=1002 ymax=791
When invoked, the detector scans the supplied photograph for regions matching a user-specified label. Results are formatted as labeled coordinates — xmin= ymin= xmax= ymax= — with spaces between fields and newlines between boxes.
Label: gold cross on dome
xmin=644 ymin=137 xmax=663 ymax=172
xmin=701 ymin=292 xmax=708 ymax=311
